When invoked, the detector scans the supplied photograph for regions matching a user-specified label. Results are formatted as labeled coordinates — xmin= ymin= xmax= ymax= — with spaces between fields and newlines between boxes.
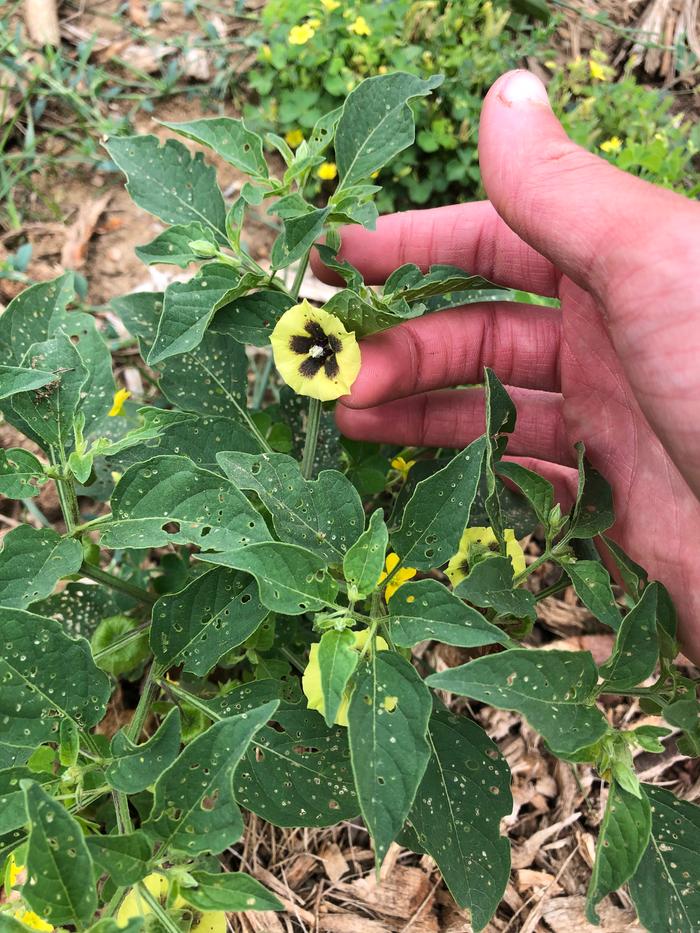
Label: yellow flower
xmin=378 ymin=65 xmax=388 ymax=74
xmin=589 ymin=59 xmax=608 ymax=81
xmin=259 ymin=43 xmax=272 ymax=61
xmin=378 ymin=552 xmax=417 ymax=602
xmin=270 ymin=300 xmax=361 ymax=401
xmin=321 ymin=0 xmax=341 ymax=9
xmin=108 ymin=387 xmax=131 ymax=417
xmin=14 ymin=911 xmax=53 ymax=932
xmin=348 ymin=15 xmax=371 ymax=35
xmin=303 ymin=628 xmax=389 ymax=725
xmin=600 ymin=136 xmax=622 ymax=154
xmin=8 ymin=853 xmax=25 ymax=887
xmin=445 ymin=526 xmax=526 ymax=587
xmin=317 ymin=161 xmax=338 ymax=181
xmin=285 ymin=128 xmax=304 ymax=149
xmin=289 ymin=23 xmax=316 ymax=45
xmin=391 ymin=456 xmax=416 ymax=480
xmin=307 ymin=17 xmax=321 ymax=27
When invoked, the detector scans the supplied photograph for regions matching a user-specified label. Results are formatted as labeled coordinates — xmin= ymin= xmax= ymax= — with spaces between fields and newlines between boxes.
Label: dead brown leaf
xmin=61 ymin=194 xmax=112 ymax=269
xmin=541 ymin=895 xmax=644 ymax=932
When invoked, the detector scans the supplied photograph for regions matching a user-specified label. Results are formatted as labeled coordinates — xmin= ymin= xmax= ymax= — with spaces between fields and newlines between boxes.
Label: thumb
xmin=478 ymin=70 xmax=685 ymax=297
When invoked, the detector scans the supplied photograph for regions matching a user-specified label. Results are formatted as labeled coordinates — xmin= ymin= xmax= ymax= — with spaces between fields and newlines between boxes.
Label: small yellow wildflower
xmin=307 ymin=17 xmax=321 ymax=28
xmin=270 ymin=300 xmax=361 ymax=401
xmin=317 ymin=161 xmax=338 ymax=181
xmin=108 ymin=387 xmax=131 ymax=417
xmin=378 ymin=65 xmax=388 ymax=74
xmin=378 ymin=552 xmax=417 ymax=602
xmin=284 ymin=128 xmax=304 ymax=149
xmin=391 ymin=456 xmax=416 ymax=480
xmin=289 ymin=23 xmax=316 ymax=45
xmin=446 ymin=526 xmax=526 ymax=588
xmin=259 ymin=43 xmax=272 ymax=61
xmin=303 ymin=629 xmax=389 ymax=725
xmin=321 ymin=0 xmax=341 ymax=10
xmin=600 ymin=136 xmax=622 ymax=154
xmin=8 ymin=853 xmax=25 ymax=887
xmin=589 ymin=59 xmax=608 ymax=81
xmin=348 ymin=15 xmax=371 ymax=36
xmin=15 ymin=911 xmax=53 ymax=933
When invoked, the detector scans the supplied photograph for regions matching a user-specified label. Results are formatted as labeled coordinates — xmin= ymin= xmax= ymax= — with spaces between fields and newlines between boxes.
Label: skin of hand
xmin=312 ymin=69 xmax=700 ymax=662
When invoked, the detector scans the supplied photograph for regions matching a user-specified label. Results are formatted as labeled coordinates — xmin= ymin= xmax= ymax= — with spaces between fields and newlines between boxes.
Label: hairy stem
xmin=301 ymin=396 xmax=322 ymax=480
xmin=79 ymin=561 xmax=156 ymax=605
xmin=126 ymin=664 xmax=161 ymax=743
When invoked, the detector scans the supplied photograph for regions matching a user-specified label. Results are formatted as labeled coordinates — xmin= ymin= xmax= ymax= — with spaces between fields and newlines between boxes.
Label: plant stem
xmin=92 ymin=622 xmax=151 ymax=663
xmin=126 ymin=664 xmax=161 ymax=743
xmin=160 ymin=679 xmax=221 ymax=722
xmin=79 ymin=562 xmax=156 ymax=605
xmin=535 ymin=576 xmax=571 ymax=602
xmin=301 ymin=397 xmax=322 ymax=480
xmin=137 ymin=881 xmax=182 ymax=933
xmin=112 ymin=788 xmax=133 ymax=834
xmin=252 ymin=353 xmax=274 ymax=410
xmin=291 ymin=250 xmax=311 ymax=299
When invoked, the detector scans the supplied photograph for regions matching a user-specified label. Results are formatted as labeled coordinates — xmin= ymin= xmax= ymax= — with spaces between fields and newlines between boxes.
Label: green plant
xmin=246 ymin=0 xmax=553 ymax=210
xmin=0 ymin=73 xmax=698 ymax=932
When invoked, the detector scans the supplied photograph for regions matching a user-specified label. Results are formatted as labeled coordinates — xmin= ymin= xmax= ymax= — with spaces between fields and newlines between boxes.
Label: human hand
xmin=312 ymin=69 xmax=700 ymax=661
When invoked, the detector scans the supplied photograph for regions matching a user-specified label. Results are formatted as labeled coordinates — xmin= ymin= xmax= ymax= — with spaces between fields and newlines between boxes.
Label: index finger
xmin=311 ymin=200 xmax=560 ymax=296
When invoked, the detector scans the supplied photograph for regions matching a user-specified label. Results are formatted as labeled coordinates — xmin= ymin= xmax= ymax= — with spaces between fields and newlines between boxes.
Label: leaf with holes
xmin=235 ymin=707 xmax=358 ymax=827
xmin=106 ymin=707 xmax=181 ymax=794
xmin=0 ymin=526 xmax=83 ymax=610
xmin=428 ymin=649 xmax=608 ymax=756
xmin=599 ymin=583 xmax=660 ymax=691
xmin=566 ymin=443 xmax=614 ymax=540
xmin=155 ymin=414 xmax=261 ymax=471
xmin=628 ymin=786 xmax=700 ymax=932
xmin=391 ymin=437 xmax=486 ymax=570
xmin=0 ymin=364 xmax=55 ymax=400
xmin=562 ymin=559 xmax=622 ymax=631
xmin=56 ymin=311 xmax=115 ymax=437
xmin=586 ymin=781 xmax=651 ymax=924
xmin=0 ymin=767 xmax=52 ymax=836
xmin=0 ymin=449 xmax=47 ymax=500
xmin=347 ymin=651 xmax=432 ymax=865
xmin=335 ymin=72 xmax=443 ymax=188
xmin=163 ymin=117 xmax=268 ymax=178
xmin=111 ymin=292 xmax=161 ymax=348
xmin=181 ymin=871 xmax=282 ymax=912
xmin=343 ymin=508 xmax=388 ymax=600
xmin=85 ymin=831 xmax=152 ymax=887
xmin=387 ymin=579 xmax=512 ymax=649
xmin=135 ymin=222 xmax=218 ymax=268
xmin=211 ymin=290 xmax=295 ymax=347
xmin=11 ymin=335 xmax=89 ymax=452
xmin=144 ymin=701 xmax=277 ymax=855
xmin=200 ymin=542 xmax=338 ymax=615
xmin=101 ymin=455 xmax=270 ymax=552
xmin=150 ymin=567 xmax=268 ymax=675
xmin=33 ymin=581 xmax=124 ymax=640
xmin=0 ymin=608 xmax=111 ymax=748
xmin=105 ymin=136 xmax=226 ymax=241
xmin=454 ymin=557 xmax=536 ymax=622
xmin=217 ymin=453 xmax=364 ymax=563
xmin=405 ymin=707 xmax=512 ymax=931
xmin=21 ymin=781 xmax=97 ymax=926
xmin=0 ymin=272 xmax=74 ymax=362
xmin=271 ymin=206 xmax=330 ymax=268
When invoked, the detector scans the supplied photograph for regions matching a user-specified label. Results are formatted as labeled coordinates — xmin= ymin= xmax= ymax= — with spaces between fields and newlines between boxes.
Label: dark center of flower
xmin=289 ymin=319 xmax=342 ymax=379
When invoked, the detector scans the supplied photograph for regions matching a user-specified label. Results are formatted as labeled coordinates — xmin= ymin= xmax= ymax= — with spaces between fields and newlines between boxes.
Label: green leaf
xmin=153 ymin=414 xmax=262 ymax=470
xmin=663 ymin=697 xmax=700 ymax=756
xmin=566 ymin=442 xmax=614 ymax=539
xmin=385 ymin=264 xmax=504 ymax=305
xmin=135 ymin=222 xmax=219 ymax=268
xmin=101 ymin=455 xmax=270 ymax=551
xmin=391 ymin=437 xmax=486 ymax=570
xmin=59 ymin=717 xmax=79 ymax=767
xmin=348 ymin=652 xmax=432 ymax=864
xmin=106 ymin=707 xmax=181 ymax=794
xmin=317 ymin=629 xmax=358 ymax=728
xmin=105 ymin=136 xmax=226 ymax=241
xmin=149 ymin=264 xmax=262 ymax=365
xmin=599 ymin=583 xmax=660 ymax=690
xmin=496 ymin=460 xmax=554 ymax=527
xmin=562 ymin=559 xmax=622 ymax=631
xmin=335 ymin=72 xmax=443 ymax=188
xmin=182 ymin=871 xmax=283 ymax=912
xmin=0 ymin=272 xmax=74 ymax=362
xmin=85 ymin=831 xmax=152 ymax=886
xmin=33 ymin=581 xmax=123 ymax=640
xmin=388 ymin=579 xmax=512 ymax=648
xmin=56 ymin=312 xmax=115 ymax=437
xmin=585 ymin=781 xmax=651 ymax=924
xmin=11 ymin=335 xmax=89 ymax=451
xmin=0 ymin=526 xmax=83 ymax=609
xmin=150 ymin=567 xmax=268 ymax=675
xmin=601 ymin=537 xmax=647 ymax=600
xmin=483 ymin=368 xmax=516 ymax=540
xmin=0 ymin=364 xmax=55 ymax=400
xmin=427 ymin=649 xmax=608 ymax=756
xmin=111 ymin=292 xmax=161 ymax=347
xmin=236 ymin=706 xmax=359 ymax=827
xmin=144 ymin=701 xmax=277 ymax=855
xmin=217 ymin=453 xmax=364 ymax=563
xmin=86 ymin=919 xmax=143 ymax=933
xmin=271 ymin=207 xmax=330 ymax=268
xmin=628 ymin=786 xmax=700 ymax=932
xmin=0 ymin=767 xmax=52 ymax=836
xmin=157 ymin=331 xmax=249 ymax=420
xmin=0 ymin=448 xmax=47 ymax=499
xmin=343 ymin=508 xmax=388 ymax=600
xmin=455 ymin=557 xmax=537 ymax=622
xmin=89 ymin=408 xmax=196 ymax=458
xmin=211 ymin=290 xmax=294 ymax=346
xmin=405 ymin=707 xmax=511 ymax=931
xmin=203 ymin=680 xmax=285 ymax=719
xmin=163 ymin=117 xmax=268 ymax=178
xmin=22 ymin=780 xmax=97 ymax=926
xmin=0 ymin=608 xmax=111 ymax=747
xmin=200 ymin=542 xmax=338 ymax=615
